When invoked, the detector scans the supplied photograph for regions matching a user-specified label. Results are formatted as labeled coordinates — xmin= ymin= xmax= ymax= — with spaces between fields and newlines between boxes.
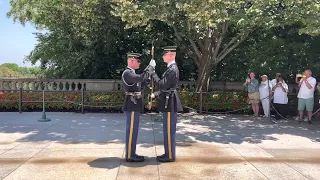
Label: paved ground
xmin=0 ymin=112 xmax=320 ymax=180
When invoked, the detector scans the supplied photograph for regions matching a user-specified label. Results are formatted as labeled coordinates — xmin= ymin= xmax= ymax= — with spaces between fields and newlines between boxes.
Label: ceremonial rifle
xmin=148 ymin=43 xmax=154 ymax=110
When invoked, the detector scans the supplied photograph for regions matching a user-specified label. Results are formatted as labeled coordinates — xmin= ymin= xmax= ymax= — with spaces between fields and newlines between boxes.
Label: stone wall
xmin=0 ymin=78 xmax=319 ymax=95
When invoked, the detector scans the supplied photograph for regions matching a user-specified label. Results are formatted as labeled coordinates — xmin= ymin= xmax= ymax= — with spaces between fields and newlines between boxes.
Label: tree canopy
xmin=111 ymin=0 xmax=320 ymax=91
xmin=6 ymin=0 xmax=320 ymax=89
xmin=8 ymin=0 xmax=161 ymax=78
xmin=0 ymin=63 xmax=44 ymax=77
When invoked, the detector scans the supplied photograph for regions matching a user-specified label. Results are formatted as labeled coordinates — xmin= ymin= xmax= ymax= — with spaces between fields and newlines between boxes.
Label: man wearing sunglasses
xmin=122 ymin=52 xmax=156 ymax=162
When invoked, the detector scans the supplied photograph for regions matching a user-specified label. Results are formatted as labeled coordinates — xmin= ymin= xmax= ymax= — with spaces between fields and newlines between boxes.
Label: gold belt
xmin=125 ymin=92 xmax=141 ymax=96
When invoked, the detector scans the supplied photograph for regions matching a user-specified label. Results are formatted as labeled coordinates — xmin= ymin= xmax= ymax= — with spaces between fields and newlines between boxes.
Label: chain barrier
xmin=43 ymin=92 xmax=123 ymax=108
xmin=182 ymin=105 xmax=250 ymax=114
xmin=1 ymin=90 xmax=319 ymax=118
xmin=182 ymin=94 xmax=272 ymax=114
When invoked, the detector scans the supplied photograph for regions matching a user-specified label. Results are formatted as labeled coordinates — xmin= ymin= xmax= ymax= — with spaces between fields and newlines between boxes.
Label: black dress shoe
xmin=126 ymin=156 xmax=144 ymax=162
xmin=308 ymin=120 xmax=312 ymax=125
xmin=157 ymin=156 xmax=175 ymax=162
xmin=298 ymin=120 xmax=303 ymax=124
xmin=135 ymin=154 xmax=145 ymax=159
xmin=156 ymin=154 xmax=166 ymax=160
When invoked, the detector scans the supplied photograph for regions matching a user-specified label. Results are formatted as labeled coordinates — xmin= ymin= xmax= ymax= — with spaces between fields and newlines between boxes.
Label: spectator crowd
xmin=243 ymin=69 xmax=319 ymax=124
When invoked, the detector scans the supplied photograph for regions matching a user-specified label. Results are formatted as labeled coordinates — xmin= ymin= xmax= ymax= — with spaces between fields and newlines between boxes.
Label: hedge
xmin=0 ymin=90 xmax=251 ymax=113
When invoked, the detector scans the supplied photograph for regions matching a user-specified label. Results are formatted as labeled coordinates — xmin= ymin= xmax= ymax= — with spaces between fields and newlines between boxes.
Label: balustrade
xmin=0 ymin=78 xmax=318 ymax=95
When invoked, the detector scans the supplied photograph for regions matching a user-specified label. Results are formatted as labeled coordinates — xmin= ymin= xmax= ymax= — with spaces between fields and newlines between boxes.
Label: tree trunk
xmin=177 ymin=24 xmax=251 ymax=92
xmin=195 ymin=55 xmax=215 ymax=92
xmin=195 ymin=66 xmax=211 ymax=92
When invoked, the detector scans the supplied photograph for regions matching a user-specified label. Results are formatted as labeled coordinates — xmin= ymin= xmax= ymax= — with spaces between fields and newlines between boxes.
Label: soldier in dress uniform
xmin=122 ymin=52 xmax=156 ymax=162
xmin=150 ymin=46 xmax=183 ymax=162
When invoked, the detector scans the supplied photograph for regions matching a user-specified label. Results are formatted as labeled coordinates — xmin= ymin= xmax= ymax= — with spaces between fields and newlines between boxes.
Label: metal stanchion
xmin=81 ymin=88 xmax=84 ymax=114
xmin=38 ymin=90 xmax=51 ymax=122
xmin=19 ymin=87 xmax=22 ymax=113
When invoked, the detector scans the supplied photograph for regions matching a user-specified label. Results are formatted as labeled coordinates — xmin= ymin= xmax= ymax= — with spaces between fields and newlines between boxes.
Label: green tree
xmin=7 ymin=0 xmax=171 ymax=79
xmin=111 ymin=0 xmax=320 ymax=91
xmin=0 ymin=63 xmax=45 ymax=77
xmin=0 ymin=63 xmax=19 ymax=72
xmin=214 ymin=25 xmax=320 ymax=84
xmin=0 ymin=66 xmax=19 ymax=77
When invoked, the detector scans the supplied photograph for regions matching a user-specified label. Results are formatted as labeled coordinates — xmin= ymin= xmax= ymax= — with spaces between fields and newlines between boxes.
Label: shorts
xmin=298 ymin=97 xmax=314 ymax=112
xmin=248 ymin=92 xmax=260 ymax=104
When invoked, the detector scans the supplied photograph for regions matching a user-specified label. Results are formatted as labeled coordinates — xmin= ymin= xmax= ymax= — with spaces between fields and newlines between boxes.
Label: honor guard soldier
xmin=150 ymin=46 xmax=183 ymax=162
xmin=122 ymin=52 xmax=156 ymax=162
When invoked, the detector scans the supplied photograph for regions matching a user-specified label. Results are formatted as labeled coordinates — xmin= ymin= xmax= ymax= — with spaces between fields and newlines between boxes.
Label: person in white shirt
xmin=297 ymin=69 xmax=317 ymax=124
xmin=271 ymin=73 xmax=285 ymax=87
xmin=259 ymin=75 xmax=272 ymax=117
xmin=271 ymin=75 xmax=288 ymax=120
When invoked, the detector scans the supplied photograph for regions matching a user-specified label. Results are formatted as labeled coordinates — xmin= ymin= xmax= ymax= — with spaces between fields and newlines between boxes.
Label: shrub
xmin=0 ymin=90 xmax=250 ymax=113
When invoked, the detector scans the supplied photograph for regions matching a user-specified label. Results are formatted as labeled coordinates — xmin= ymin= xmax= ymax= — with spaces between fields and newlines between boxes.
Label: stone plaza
xmin=0 ymin=112 xmax=320 ymax=180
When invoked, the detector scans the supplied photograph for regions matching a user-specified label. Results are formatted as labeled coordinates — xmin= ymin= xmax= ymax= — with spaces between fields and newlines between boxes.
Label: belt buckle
xmin=164 ymin=94 xmax=169 ymax=108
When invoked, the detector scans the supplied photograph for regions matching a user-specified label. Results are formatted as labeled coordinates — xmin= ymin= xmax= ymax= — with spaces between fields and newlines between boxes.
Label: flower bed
xmin=180 ymin=90 xmax=250 ymax=113
xmin=0 ymin=90 xmax=250 ymax=113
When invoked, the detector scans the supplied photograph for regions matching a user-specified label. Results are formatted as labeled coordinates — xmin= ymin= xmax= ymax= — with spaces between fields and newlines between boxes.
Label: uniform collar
xmin=127 ymin=66 xmax=135 ymax=73
xmin=167 ymin=61 xmax=176 ymax=67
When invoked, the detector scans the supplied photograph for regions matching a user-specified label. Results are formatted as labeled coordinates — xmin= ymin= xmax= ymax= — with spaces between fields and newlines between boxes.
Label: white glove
xmin=150 ymin=93 xmax=155 ymax=98
xmin=149 ymin=59 xmax=156 ymax=68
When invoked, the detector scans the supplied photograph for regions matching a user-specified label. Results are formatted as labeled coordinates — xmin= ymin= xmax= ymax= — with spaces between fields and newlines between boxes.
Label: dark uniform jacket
xmin=152 ymin=62 xmax=183 ymax=112
xmin=122 ymin=66 xmax=153 ymax=112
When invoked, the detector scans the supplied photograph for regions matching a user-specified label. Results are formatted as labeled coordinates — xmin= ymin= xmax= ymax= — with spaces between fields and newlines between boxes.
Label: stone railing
xmin=0 ymin=78 xmax=319 ymax=95
xmin=0 ymin=78 xmax=118 ymax=91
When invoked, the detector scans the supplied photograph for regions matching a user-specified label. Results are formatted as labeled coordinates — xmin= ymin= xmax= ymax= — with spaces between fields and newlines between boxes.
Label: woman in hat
xmin=259 ymin=75 xmax=272 ymax=118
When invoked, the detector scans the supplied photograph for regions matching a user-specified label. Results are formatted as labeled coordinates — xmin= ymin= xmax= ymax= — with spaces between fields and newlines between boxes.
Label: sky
xmin=0 ymin=0 xmax=40 ymax=67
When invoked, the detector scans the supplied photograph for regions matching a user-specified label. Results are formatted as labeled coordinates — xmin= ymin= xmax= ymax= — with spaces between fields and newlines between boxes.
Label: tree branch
xmin=173 ymin=24 xmax=201 ymax=67
xmin=211 ymin=28 xmax=218 ymax=53
xmin=222 ymin=21 xmax=229 ymax=35
xmin=217 ymin=33 xmax=249 ymax=62
xmin=218 ymin=33 xmax=241 ymax=58
xmin=196 ymin=39 xmax=205 ymax=53
xmin=188 ymin=52 xmax=200 ymax=67
xmin=211 ymin=22 xmax=227 ymax=64
xmin=204 ymin=27 xmax=211 ymax=51
xmin=164 ymin=37 xmax=176 ymax=45
xmin=188 ymin=37 xmax=202 ymax=61
xmin=172 ymin=25 xmax=183 ymax=42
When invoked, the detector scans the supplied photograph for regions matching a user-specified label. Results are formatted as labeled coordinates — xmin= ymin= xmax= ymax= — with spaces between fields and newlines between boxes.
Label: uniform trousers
xmin=124 ymin=111 xmax=140 ymax=159
xmin=162 ymin=112 xmax=177 ymax=160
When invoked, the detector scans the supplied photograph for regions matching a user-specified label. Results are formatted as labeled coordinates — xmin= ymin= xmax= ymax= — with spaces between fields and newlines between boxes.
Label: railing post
xmin=19 ymin=87 xmax=22 ymax=113
xmin=200 ymin=91 xmax=203 ymax=114
xmin=81 ymin=87 xmax=84 ymax=114
xmin=38 ymin=90 xmax=51 ymax=122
